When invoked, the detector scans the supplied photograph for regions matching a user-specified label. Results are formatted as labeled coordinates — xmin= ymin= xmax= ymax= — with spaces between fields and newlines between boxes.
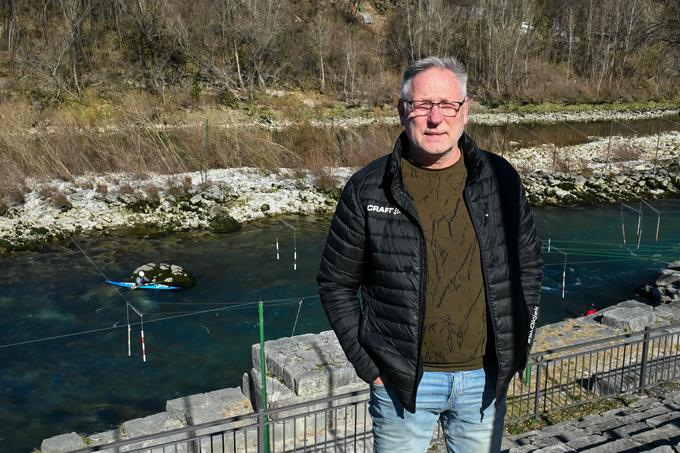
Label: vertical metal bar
xmin=258 ymin=410 xmax=265 ymax=453
xmin=354 ymin=403 xmax=358 ymax=451
xmin=572 ymin=355 xmax=579 ymax=403
xmin=533 ymin=357 xmax=542 ymax=419
xmin=639 ymin=327 xmax=651 ymax=393
xmin=344 ymin=406 xmax=349 ymax=450
xmin=544 ymin=360 xmax=551 ymax=412
xmin=607 ymin=346 xmax=615 ymax=396
xmin=618 ymin=344 xmax=625 ymax=394
xmin=257 ymin=302 xmax=270 ymax=453
xmin=663 ymin=335 xmax=670 ymax=380
xmin=282 ymin=417 xmax=286 ymax=452
xmin=367 ymin=399 xmax=371 ymax=450
xmin=586 ymin=351 xmax=593 ymax=401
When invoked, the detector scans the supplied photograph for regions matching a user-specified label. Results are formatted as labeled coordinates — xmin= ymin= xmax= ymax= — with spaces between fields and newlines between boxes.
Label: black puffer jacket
xmin=318 ymin=132 xmax=543 ymax=412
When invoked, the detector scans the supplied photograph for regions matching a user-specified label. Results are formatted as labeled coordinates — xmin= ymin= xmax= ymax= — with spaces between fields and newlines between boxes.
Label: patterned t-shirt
xmin=402 ymin=157 xmax=487 ymax=370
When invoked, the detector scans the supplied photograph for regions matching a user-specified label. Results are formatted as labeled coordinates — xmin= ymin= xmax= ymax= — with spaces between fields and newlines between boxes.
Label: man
xmin=132 ymin=270 xmax=150 ymax=290
xmin=317 ymin=56 xmax=543 ymax=452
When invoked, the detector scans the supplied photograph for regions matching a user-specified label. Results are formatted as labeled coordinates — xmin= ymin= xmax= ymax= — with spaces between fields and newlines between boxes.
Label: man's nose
xmin=427 ymin=104 xmax=444 ymax=125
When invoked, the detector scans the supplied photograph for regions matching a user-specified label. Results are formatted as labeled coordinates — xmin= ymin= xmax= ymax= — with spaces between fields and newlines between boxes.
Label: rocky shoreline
xmin=1 ymin=127 xmax=679 ymax=253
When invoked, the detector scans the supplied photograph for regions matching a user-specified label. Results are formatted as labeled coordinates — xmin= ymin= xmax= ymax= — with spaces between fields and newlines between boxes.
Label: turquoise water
xmin=1 ymin=201 xmax=679 ymax=452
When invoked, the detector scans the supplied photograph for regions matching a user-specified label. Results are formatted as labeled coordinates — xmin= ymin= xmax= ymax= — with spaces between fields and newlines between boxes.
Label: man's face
xmin=398 ymin=68 xmax=468 ymax=166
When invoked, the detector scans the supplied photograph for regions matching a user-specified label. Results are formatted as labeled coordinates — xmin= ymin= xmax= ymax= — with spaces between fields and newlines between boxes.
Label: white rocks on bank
xmin=0 ymin=167 xmax=352 ymax=251
xmin=252 ymin=108 xmax=678 ymax=130
xmin=1 ymin=125 xmax=679 ymax=251
xmin=506 ymin=131 xmax=680 ymax=173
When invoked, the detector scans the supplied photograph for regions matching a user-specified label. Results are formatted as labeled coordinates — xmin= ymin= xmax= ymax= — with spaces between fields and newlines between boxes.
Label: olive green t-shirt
xmin=402 ymin=156 xmax=487 ymax=371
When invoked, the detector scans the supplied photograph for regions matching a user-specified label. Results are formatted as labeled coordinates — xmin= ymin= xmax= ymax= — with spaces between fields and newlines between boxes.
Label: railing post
xmin=533 ymin=356 xmax=543 ymax=419
xmin=258 ymin=409 xmax=265 ymax=453
xmin=638 ymin=327 xmax=651 ymax=394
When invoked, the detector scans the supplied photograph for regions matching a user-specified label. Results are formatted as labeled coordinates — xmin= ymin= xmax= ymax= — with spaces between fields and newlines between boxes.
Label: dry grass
xmin=38 ymin=184 xmax=72 ymax=211
xmin=609 ymin=143 xmax=643 ymax=162
xmin=0 ymin=98 xmax=400 ymax=200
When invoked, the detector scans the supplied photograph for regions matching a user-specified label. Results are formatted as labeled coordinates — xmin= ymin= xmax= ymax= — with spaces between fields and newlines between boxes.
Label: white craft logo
xmin=366 ymin=204 xmax=401 ymax=215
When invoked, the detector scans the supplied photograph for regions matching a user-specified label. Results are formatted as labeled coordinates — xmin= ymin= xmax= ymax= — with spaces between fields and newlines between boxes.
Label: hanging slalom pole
xmin=126 ymin=305 xmax=132 ymax=357
xmin=546 ymin=244 xmax=568 ymax=299
xmin=126 ymin=302 xmax=145 ymax=362
xmin=561 ymin=258 xmax=567 ymax=299
xmin=258 ymin=301 xmax=271 ymax=453
xmin=636 ymin=200 xmax=642 ymax=237
xmin=140 ymin=315 xmax=147 ymax=363
xmin=620 ymin=205 xmax=626 ymax=244
xmin=279 ymin=219 xmax=297 ymax=271
xmin=547 ymin=238 xmax=551 ymax=253
xmin=641 ymin=200 xmax=661 ymax=242
xmin=291 ymin=298 xmax=303 ymax=337
xmin=275 ymin=237 xmax=280 ymax=260
xmin=620 ymin=203 xmax=642 ymax=248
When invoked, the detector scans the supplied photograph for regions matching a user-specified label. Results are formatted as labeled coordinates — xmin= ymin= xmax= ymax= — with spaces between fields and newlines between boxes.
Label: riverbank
xmin=201 ymin=102 xmax=680 ymax=130
xmin=1 ymin=156 xmax=679 ymax=254
xmin=2 ymin=106 xmax=680 ymax=253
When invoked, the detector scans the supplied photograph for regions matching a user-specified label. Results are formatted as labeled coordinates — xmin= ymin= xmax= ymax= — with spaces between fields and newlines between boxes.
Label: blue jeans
xmin=369 ymin=368 xmax=506 ymax=453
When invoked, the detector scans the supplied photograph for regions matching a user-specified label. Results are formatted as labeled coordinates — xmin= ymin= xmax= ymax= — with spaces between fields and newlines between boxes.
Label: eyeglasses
xmin=402 ymin=98 xmax=467 ymax=117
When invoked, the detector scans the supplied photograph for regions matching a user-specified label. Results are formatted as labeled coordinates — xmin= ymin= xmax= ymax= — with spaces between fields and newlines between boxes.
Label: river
xmin=1 ymin=199 xmax=680 ymax=451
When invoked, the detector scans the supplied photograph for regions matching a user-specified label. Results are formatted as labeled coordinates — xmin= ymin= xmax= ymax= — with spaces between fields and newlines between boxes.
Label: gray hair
xmin=400 ymin=56 xmax=468 ymax=100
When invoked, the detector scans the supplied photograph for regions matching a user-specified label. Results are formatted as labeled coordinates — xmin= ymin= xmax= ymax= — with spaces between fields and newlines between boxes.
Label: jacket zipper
xmin=388 ymin=186 xmax=426 ymax=412
xmin=463 ymin=186 xmax=502 ymax=403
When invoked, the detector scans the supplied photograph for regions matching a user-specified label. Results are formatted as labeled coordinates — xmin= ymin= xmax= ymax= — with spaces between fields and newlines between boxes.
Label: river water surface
xmin=2 ymin=200 xmax=680 ymax=452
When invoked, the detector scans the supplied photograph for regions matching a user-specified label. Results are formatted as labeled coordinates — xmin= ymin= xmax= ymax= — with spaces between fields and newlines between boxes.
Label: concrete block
xmin=41 ymin=433 xmax=87 ymax=453
xmin=166 ymin=387 xmax=252 ymax=425
xmin=120 ymin=412 xmax=187 ymax=453
xmin=601 ymin=306 xmax=654 ymax=331
xmin=252 ymin=331 xmax=365 ymax=397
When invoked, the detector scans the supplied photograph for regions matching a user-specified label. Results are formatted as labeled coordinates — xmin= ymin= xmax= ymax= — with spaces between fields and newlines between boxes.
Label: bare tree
xmin=311 ymin=12 xmax=330 ymax=93
xmin=59 ymin=0 xmax=90 ymax=97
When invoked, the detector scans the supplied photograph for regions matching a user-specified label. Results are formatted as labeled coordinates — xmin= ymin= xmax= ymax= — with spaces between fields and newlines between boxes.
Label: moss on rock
xmin=209 ymin=207 xmax=241 ymax=233
xmin=131 ymin=263 xmax=195 ymax=288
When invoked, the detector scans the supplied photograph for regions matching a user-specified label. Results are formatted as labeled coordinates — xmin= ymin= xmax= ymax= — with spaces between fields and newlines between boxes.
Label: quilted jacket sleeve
xmin=517 ymin=180 xmax=544 ymax=350
xmin=317 ymin=179 xmax=380 ymax=383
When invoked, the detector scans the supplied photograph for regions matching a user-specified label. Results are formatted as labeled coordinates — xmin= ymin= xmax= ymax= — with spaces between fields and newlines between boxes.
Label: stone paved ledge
xmin=499 ymin=387 xmax=680 ymax=453
xmin=426 ymin=387 xmax=680 ymax=453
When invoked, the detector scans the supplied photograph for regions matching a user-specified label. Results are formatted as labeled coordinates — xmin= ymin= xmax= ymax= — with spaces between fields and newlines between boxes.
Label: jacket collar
xmin=385 ymin=131 xmax=484 ymax=190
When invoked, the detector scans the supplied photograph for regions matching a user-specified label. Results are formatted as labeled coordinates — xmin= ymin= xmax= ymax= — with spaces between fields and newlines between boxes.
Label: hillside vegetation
xmin=0 ymin=0 xmax=678 ymax=200
xmin=1 ymin=0 xmax=678 ymax=106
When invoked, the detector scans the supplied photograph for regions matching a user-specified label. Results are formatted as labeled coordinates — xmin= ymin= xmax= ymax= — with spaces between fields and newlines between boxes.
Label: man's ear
xmin=397 ymin=100 xmax=407 ymax=127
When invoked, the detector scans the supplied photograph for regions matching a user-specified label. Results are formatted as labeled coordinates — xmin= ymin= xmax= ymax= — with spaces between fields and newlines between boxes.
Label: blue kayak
xmin=105 ymin=280 xmax=181 ymax=290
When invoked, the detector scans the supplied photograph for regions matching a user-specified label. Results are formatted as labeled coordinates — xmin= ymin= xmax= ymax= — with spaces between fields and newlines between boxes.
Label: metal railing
xmin=507 ymin=324 xmax=680 ymax=420
xmin=74 ymin=323 xmax=680 ymax=452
